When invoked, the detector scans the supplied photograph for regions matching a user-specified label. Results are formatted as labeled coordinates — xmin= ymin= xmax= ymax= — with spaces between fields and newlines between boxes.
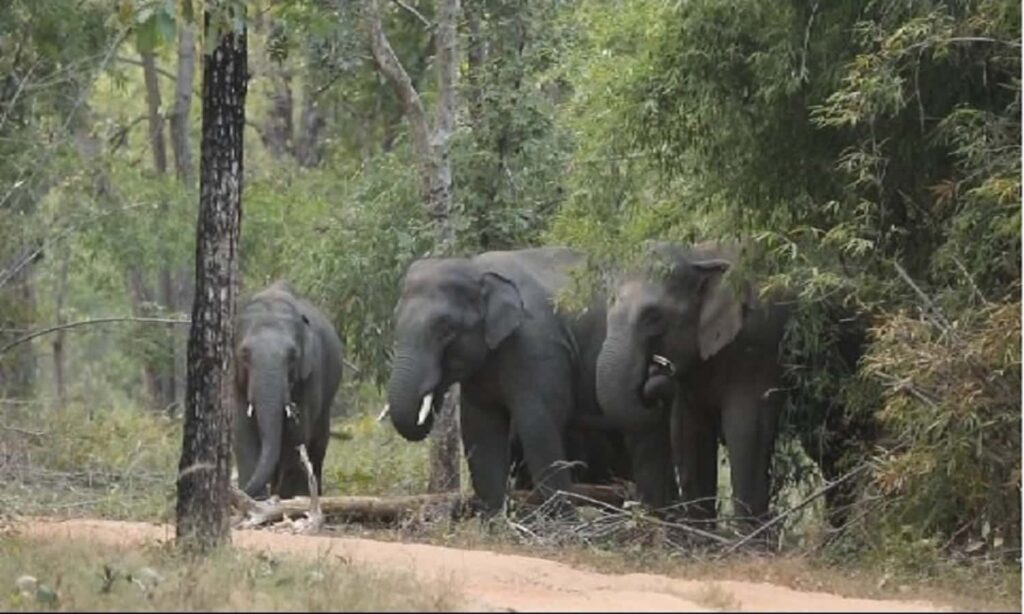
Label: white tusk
xmin=377 ymin=404 xmax=390 ymax=422
xmin=247 ymin=403 xmax=253 ymax=418
xmin=417 ymin=393 xmax=434 ymax=425
xmin=652 ymin=354 xmax=676 ymax=375
xmin=285 ymin=403 xmax=295 ymax=419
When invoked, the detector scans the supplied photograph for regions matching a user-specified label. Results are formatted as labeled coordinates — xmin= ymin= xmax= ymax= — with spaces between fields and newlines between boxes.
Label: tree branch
xmin=364 ymin=0 xmax=432 ymax=166
xmin=0 ymin=317 xmax=189 ymax=355
xmin=390 ymin=0 xmax=432 ymax=29
xmin=116 ymin=55 xmax=178 ymax=81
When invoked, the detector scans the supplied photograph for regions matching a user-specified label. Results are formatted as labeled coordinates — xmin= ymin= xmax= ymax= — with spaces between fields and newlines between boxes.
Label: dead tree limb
xmin=230 ymin=483 xmax=631 ymax=527
xmin=0 ymin=317 xmax=190 ymax=355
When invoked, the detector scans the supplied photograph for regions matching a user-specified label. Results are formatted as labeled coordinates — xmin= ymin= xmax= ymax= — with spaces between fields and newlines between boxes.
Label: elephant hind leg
xmin=513 ymin=406 xmax=573 ymax=505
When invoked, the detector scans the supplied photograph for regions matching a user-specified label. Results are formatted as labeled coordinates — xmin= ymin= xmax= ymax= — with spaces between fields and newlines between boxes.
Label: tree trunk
xmin=263 ymin=18 xmax=294 ymax=160
xmin=170 ymin=15 xmax=197 ymax=410
xmin=141 ymin=50 xmax=177 ymax=413
xmin=52 ymin=244 xmax=69 ymax=412
xmin=170 ymin=14 xmax=196 ymax=186
xmin=295 ymin=92 xmax=324 ymax=167
xmin=364 ymin=0 xmax=462 ymax=494
xmin=176 ymin=7 xmax=248 ymax=553
xmin=428 ymin=385 xmax=461 ymax=493
xmin=0 ymin=248 xmax=38 ymax=398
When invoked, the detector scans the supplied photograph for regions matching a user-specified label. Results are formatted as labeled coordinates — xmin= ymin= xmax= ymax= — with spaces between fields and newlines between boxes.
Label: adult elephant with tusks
xmin=596 ymin=241 xmax=792 ymax=529
xmin=383 ymin=247 xmax=620 ymax=515
xmin=233 ymin=280 xmax=343 ymax=500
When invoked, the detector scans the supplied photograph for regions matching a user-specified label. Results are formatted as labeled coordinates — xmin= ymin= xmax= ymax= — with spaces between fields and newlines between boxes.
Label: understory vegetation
xmin=0 ymin=531 xmax=457 ymax=611
xmin=0 ymin=0 xmax=1019 ymax=603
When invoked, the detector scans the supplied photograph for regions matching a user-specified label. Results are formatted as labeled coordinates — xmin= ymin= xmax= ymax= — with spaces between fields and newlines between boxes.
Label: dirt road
xmin=18 ymin=518 xmax=947 ymax=612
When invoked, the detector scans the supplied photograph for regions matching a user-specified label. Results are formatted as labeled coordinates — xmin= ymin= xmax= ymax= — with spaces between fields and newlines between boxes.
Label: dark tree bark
xmin=176 ymin=8 xmax=248 ymax=553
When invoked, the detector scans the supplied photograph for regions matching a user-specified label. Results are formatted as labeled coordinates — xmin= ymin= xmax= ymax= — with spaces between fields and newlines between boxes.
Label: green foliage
xmin=547 ymin=0 xmax=1021 ymax=564
xmin=454 ymin=0 xmax=573 ymax=252
xmin=324 ymin=385 xmax=430 ymax=496
xmin=860 ymin=301 xmax=1020 ymax=550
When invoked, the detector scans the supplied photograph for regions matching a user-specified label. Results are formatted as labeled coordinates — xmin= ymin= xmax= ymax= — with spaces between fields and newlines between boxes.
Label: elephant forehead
xmin=614 ymin=278 xmax=666 ymax=305
xmin=403 ymin=261 xmax=479 ymax=299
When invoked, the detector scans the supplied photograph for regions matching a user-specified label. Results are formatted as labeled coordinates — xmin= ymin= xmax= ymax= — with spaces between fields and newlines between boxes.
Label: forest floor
xmin=12 ymin=517 xmax=960 ymax=612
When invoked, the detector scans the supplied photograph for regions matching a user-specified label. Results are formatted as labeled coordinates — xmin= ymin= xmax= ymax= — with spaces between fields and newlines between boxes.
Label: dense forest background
xmin=0 ymin=0 xmax=1019 ymax=587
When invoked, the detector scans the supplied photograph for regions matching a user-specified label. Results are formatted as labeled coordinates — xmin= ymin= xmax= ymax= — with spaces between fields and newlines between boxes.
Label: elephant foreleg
xmin=674 ymin=400 xmax=719 ymax=524
xmin=625 ymin=424 xmax=676 ymax=510
xmin=460 ymin=398 xmax=512 ymax=514
xmin=511 ymin=402 xmax=573 ymax=509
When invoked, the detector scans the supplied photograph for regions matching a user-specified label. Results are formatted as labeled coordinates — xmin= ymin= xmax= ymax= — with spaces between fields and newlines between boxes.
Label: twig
xmin=0 ymin=425 xmax=46 ymax=439
xmin=893 ymin=261 xmax=952 ymax=329
xmin=389 ymin=0 xmax=432 ymax=29
xmin=115 ymin=55 xmax=178 ymax=81
xmin=722 ymin=462 xmax=870 ymax=556
xmin=952 ymin=256 xmax=989 ymax=305
xmin=0 ymin=317 xmax=189 ymax=355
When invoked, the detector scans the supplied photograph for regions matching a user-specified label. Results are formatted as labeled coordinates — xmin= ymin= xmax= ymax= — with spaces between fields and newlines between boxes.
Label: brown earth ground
xmin=16 ymin=518 xmax=954 ymax=612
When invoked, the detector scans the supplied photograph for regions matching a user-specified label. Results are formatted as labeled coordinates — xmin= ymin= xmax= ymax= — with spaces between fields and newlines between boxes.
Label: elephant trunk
xmin=386 ymin=349 xmax=439 ymax=442
xmin=242 ymin=362 xmax=288 ymax=497
xmin=596 ymin=331 xmax=663 ymax=431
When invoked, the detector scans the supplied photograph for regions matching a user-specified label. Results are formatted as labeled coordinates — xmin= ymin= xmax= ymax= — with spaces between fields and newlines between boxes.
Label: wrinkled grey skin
xmin=596 ymin=242 xmax=791 ymax=525
xmin=233 ymin=280 xmax=343 ymax=499
xmin=386 ymin=247 xmax=626 ymax=513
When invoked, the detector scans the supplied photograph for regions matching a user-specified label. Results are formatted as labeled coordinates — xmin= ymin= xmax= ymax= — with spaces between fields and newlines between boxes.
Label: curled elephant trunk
xmin=242 ymin=364 xmax=288 ymax=498
xmin=386 ymin=351 xmax=439 ymax=442
xmin=596 ymin=331 xmax=663 ymax=431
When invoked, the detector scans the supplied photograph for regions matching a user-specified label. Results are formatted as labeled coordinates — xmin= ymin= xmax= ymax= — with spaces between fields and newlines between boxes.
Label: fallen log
xmin=230 ymin=482 xmax=632 ymax=527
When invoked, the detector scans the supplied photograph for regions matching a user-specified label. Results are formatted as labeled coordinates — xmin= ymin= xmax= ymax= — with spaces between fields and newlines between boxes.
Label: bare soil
xmin=16 ymin=518 xmax=951 ymax=612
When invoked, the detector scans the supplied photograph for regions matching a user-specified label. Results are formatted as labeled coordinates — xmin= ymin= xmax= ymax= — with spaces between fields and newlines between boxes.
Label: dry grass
xmin=0 ymin=529 xmax=459 ymax=612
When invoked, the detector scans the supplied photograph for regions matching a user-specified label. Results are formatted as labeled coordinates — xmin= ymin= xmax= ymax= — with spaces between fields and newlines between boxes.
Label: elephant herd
xmin=231 ymin=241 xmax=801 ymax=532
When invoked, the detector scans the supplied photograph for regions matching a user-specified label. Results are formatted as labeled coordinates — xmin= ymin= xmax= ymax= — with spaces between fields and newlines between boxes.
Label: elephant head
xmin=235 ymin=282 xmax=320 ymax=497
xmin=386 ymin=258 xmax=523 ymax=441
xmin=596 ymin=242 xmax=749 ymax=429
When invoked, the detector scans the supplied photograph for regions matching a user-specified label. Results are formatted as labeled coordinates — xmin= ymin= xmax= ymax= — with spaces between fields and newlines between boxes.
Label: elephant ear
xmin=481 ymin=272 xmax=524 ymax=349
xmin=299 ymin=312 xmax=319 ymax=380
xmin=695 ymin=259 xmax=745 ymax=360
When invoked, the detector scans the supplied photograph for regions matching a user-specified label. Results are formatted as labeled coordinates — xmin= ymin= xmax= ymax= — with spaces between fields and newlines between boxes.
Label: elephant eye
xmin=639 ymin=306 xmax=665 ymax=328
xmin=435 ymin=318 xmax=454 ymax=338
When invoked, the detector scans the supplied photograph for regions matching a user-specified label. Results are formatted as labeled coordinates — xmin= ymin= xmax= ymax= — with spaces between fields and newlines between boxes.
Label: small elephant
xmin=596 ymin=241 xmax=792 ymax=526
xmin=385 ymin=247 xmax=628 ymax=513
xmin=233 ymin=280 xmax=344 ymax=499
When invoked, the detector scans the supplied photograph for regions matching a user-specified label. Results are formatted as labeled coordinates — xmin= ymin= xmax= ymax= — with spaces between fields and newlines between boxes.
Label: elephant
xmin=233 ymin=280 xmax=344 ymax=500
xmin=384 ymin=247 xmax=631 ymax=513
xmin=595 ymin=241 xmax=792 ymax=527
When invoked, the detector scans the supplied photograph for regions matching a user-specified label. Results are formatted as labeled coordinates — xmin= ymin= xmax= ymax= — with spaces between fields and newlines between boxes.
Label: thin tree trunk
xmin=176 ymin=6 xmax=248 ymax=553
xmin=364 ymin=0 xmax=462 ymax=493
xmin=295 ymin=92 xmax=324 ymax=167
xmin=125 ymin=266 xmax=164 ymax=407
xmin=52 ymin=244 xmax=69 ymax=412
xmin=170 ymin=12 xmax=195 ymax=185
xmin=263 ymin=18 xmax=294 ymax=160
xmin=141 ymin=50 xmax=177 ymax=412
xmin=170 ymin=14 xmax=197 ymax=409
